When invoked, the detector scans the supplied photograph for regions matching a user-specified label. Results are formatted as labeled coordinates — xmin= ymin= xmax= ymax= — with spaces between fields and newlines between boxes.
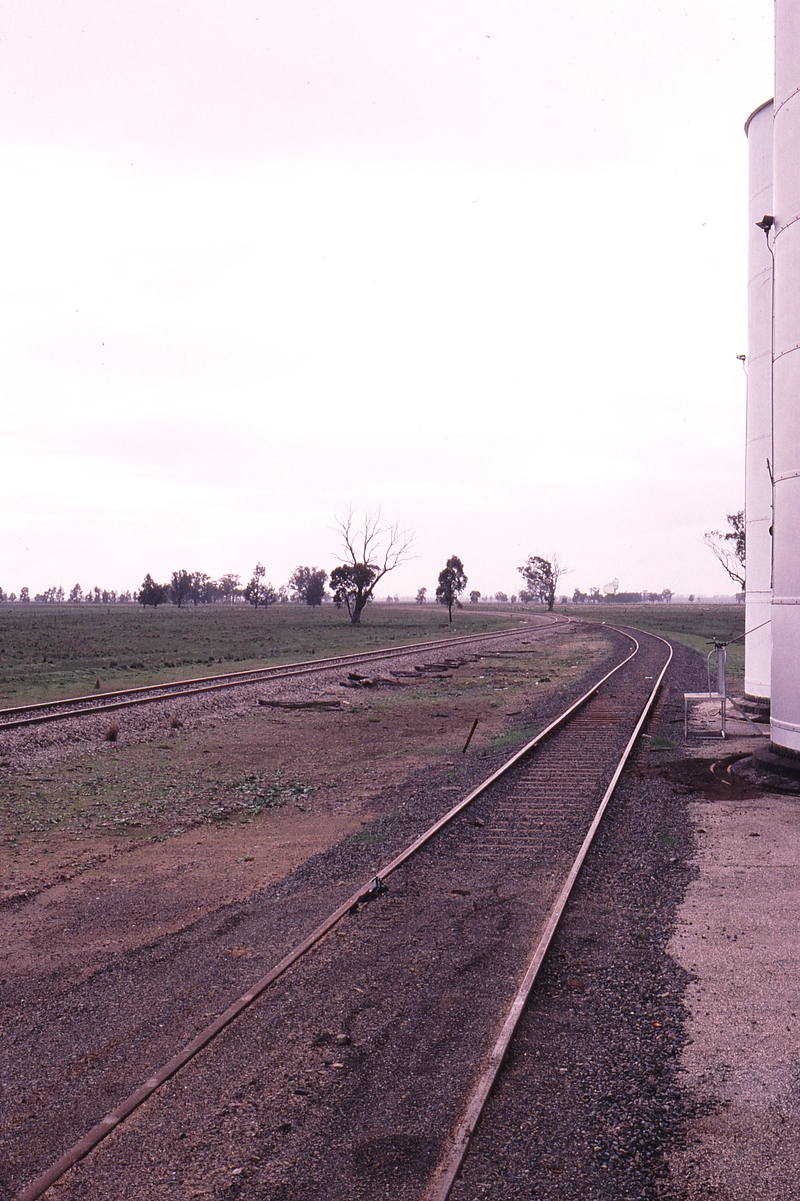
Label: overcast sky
xmin=0 ymin=1 xmax=774 ymax=599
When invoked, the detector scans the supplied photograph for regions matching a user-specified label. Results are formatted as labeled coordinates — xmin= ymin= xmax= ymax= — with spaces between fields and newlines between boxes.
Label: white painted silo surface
xmin=770 ymin=0 xmax=800 ymax=752
xmin=744 ymin=99 xmax=773 ymax=702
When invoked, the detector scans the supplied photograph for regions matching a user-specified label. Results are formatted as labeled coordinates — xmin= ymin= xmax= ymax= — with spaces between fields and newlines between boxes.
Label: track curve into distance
xmin=13 ymin=623 xmax=671 ymax=1201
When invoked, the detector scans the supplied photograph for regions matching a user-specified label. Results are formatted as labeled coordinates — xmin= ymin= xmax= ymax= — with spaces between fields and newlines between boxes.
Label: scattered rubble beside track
xmin=0 ymin=621 xmax=560 ymax=733
xmin=9 ymin=624 xmax=672 ymax=1201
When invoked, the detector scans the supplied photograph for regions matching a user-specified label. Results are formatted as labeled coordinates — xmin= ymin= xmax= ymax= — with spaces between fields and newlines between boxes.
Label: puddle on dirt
xmin=638 ymin=756 xmax=767 ymax=800
xmin=729 ymin=755 xmax=800 ymax=796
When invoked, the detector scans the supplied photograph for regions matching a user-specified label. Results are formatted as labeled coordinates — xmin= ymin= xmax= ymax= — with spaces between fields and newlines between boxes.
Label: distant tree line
xmin=135 ymin=565 xmax=331 ymax=609
xmin=0 ymin=584 xmax=135 ymax=604
xmin=571 ymin=588 xmax=674 ymax=604
xmin=0 ymin=519 xmax=688 ymax=620
xmin=0 ymin=568 xmax=331 ymax=609
xmin=0 ymin=573 xmax=679 ymax=611
xmin=133 ymin=512 xmax=412 ymax=621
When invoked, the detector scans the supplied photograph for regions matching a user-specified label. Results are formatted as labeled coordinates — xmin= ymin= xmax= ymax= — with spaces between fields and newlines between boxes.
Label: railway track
xmin=0 ymin=620 xmax=560 ymax=733
xmin=8 ymin=624 xmax=672 ymax=1201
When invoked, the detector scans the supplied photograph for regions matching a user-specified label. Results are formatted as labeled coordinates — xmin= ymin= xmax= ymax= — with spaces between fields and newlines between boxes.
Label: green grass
xmin=569 ymin=603 xmax=746 ymax=678
xmin=0 ymin=603 xmax=519 ymax=707
xmin=347 ymin=826 xmax=386 ymax=846
xmin=646 ymin=736 xmax=677 ymax=750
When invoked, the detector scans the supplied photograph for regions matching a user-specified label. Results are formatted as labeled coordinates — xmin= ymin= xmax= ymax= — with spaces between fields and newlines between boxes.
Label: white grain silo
xmin=744 ymin=99 xmax=773 ymax=707
xmin=769 ymin=0 xmax=800 ymax=756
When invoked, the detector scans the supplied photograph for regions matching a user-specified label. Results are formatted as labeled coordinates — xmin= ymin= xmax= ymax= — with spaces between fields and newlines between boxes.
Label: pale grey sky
xmin=0 ymin=1 xmax=774 ymax=598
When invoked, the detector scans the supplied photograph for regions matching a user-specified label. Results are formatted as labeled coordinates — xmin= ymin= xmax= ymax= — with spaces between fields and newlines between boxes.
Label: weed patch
xmin=347 ymin=822 xmax=386 ymax=846
xmin=235 ymin=773 xmax=314 ymax=816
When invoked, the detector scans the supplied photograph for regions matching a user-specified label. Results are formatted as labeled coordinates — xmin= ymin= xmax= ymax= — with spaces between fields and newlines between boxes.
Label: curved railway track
xmin=0 ymin=620 xmax=560 ymax=733
xmin=9 ymin=623 xmax=672 ymax=1201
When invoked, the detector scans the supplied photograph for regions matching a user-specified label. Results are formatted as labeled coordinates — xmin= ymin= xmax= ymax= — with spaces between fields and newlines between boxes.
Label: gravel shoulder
xmin=667 ymin=793 xmax=800 ymax=1200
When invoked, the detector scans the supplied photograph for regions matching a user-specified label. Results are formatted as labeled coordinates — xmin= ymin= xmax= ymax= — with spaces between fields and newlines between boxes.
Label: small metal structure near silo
xmin=743 ymin=99 xmax=774 ymax=712
xmin=683 ymin=644 xmax=729 ymax=740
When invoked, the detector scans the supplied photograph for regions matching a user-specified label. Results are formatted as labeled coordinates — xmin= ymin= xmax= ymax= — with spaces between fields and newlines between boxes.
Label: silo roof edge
xmin=745 ymin=98 xmax=775 ymax=135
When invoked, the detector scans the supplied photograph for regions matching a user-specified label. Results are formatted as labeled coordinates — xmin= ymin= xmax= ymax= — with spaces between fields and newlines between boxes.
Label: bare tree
xmin=330 ymin=507 xmax=414 ymax=624
xmin=517 ymin=553 xmax=568 ymax=611
xmin=704 ymin=511 xmax=745 ymax=590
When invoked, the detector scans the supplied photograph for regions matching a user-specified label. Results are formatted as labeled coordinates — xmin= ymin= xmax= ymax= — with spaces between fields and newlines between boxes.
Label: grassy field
xmin=0 ymin=601 xmax=748 ymax=708
xmin=571 ymin=603 xmax=746 ymax=679
xmin=0 ymin=603 xmax=520 ymax=706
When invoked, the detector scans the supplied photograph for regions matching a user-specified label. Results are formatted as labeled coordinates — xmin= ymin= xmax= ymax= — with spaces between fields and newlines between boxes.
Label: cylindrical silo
xmin=770 ymin=0 xmax=800 ymax=754
xmin=744 ymin=99 xmax=773 ymax=704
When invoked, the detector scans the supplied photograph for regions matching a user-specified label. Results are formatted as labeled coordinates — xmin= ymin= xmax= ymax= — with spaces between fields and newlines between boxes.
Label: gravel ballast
xmin=449 ymin=638 xmax=706 ymax=1200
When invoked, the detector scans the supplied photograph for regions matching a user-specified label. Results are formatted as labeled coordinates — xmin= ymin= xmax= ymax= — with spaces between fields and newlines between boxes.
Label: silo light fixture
xmin=756 ymin=214 xmax=775 ymax=230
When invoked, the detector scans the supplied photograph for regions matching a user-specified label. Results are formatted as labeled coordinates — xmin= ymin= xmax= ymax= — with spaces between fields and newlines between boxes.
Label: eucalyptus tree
xmin=436 ymin=556 xmax=467 ymax=622
xmin=517 ymin=554 xmax=568 ymax=612
xmin=330 ymin=507 xmax=413 ymax=624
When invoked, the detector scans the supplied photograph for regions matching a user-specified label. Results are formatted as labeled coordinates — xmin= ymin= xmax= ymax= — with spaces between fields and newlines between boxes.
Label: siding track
xmin=10 ymin=624 xmax=672 ymax=1201
xmin=0 ymin=621 xmax=558 ymax=733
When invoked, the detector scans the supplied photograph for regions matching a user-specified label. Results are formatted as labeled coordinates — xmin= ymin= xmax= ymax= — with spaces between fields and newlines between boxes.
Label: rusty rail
xmin=424 ymin=627 xmax=674 ymax=1200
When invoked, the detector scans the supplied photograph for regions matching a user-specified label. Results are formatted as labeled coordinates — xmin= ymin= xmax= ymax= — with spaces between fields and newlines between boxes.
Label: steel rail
xmin=424 ymin=628 xmax=674 ymax=1201
xmin=13 ymin=621 xmax=635 ymax=1201
xmin=0 ymin=620 xmax=562 ymax=733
